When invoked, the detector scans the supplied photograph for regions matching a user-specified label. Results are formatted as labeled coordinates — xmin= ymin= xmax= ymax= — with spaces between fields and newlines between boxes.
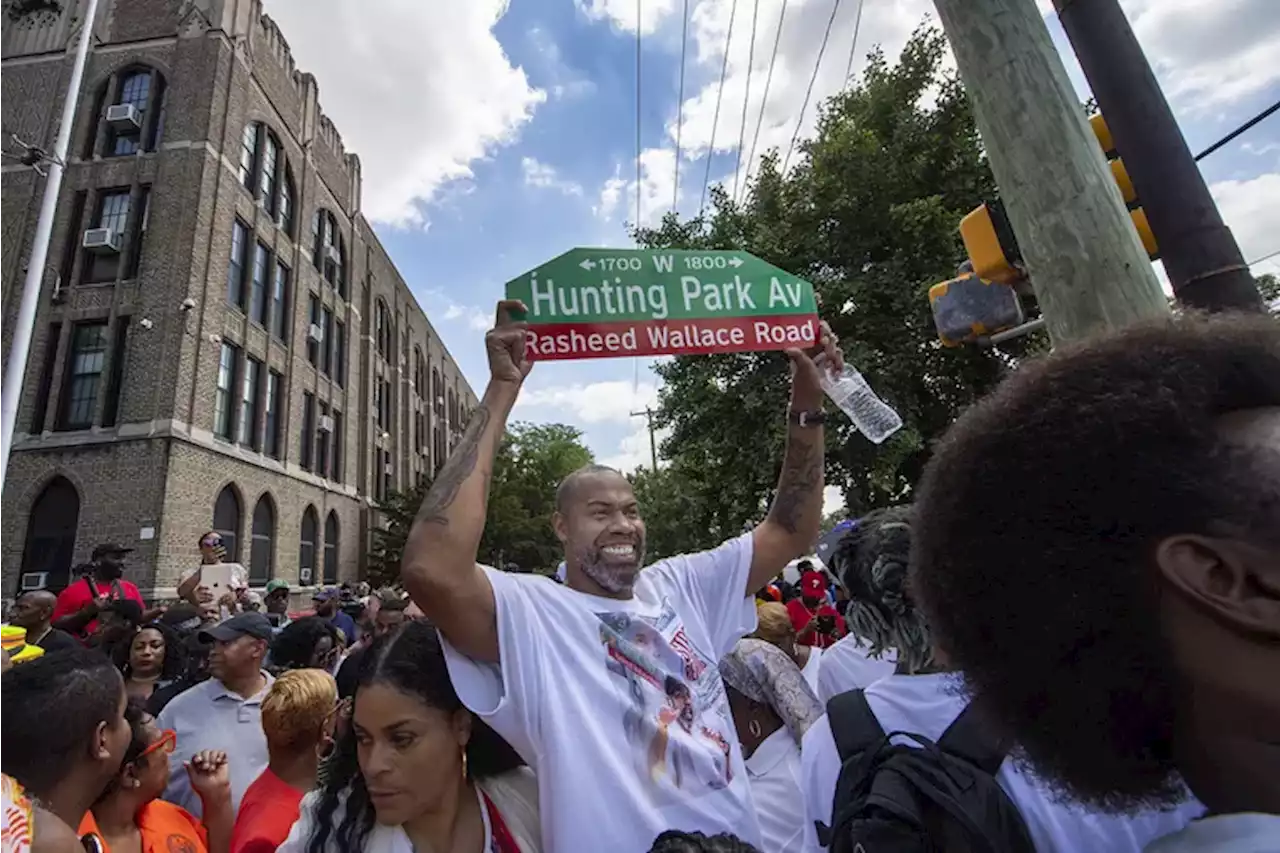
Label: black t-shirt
xmin=28 ymin=627 xmax=80 ymax=653
xmin=335 ymin=645 xmax=367 ymax=699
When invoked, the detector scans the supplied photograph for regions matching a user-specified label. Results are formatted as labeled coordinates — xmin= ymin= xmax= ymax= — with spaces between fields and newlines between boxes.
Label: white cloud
xmin=595 ymin=147 xmax=682 ymax=227
xmin=262 ymin=0 xmax=545 ymax=228
xmin=575 ymin=0 xmax=679 ymax=35
xmin=516 ymin=380 xmax=659 ymax=424
xmin=1210 ymin=171 xmax=1280 ymax=265
xmin=822 ymin=485 xmax=844 ymax=517
xmin=521 ymin=157 xmax=584 ymax=195
xmin=425 ymin=290 xmax=493 ymax=331
xmin=598 ymin=420 xmax=672 ymax=472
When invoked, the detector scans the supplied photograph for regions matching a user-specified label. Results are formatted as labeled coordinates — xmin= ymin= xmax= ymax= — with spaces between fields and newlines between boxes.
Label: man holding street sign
xmin=400 ymin=289 xmax=842 ymax=853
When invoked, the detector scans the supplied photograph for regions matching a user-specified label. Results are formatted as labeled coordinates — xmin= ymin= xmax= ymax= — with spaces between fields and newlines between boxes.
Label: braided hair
xmin=648 ymin=831 xmax=763 ymax=852
xmin=829 ymin=505 xmax=933 ymax=673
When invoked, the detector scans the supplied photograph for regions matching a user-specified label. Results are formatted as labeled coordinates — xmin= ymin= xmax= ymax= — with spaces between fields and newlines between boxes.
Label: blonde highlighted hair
xmin=261 ymin=668 xmax=337 ymax=751
xmin=753 ymin=602 xmax=797 ymax=649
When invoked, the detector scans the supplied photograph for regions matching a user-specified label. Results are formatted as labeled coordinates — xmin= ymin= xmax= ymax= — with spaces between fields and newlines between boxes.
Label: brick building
xmin=1 ymin=0 xmax=477 ymax=598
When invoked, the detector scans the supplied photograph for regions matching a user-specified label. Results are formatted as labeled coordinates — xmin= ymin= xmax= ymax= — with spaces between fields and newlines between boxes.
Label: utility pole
xmin=931 ymin=0 xmax=1169 ymax=346
xmin=1052 ymin=0 xmax=1263 ymax=313
xmin=1 ymin=0 xmax=102 ymax=496
xmin=630 ymin=408 xmax=658 ymax=472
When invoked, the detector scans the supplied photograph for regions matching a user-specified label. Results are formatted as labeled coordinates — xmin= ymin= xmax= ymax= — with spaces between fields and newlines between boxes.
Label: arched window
xmin=432 ymin=368 xmax=443 ymax=415
xmin=93 ymin=65 xmax=166 ymax=158
xmin=299 ymin=506 xmax=318 ymax=586
xmin=323 ymin=511 xmax=339 ymax=585
xmin=375 ymin=300 xmax=393 ymax=363
xmin=212 ymin=484 xmax=242 ymax=562
xmin=311 ymin=209 xmax=346 ymax=296
xmin=448 ymin=389 xmax=457 ymax=432
xmin=239 ymin=123 xmax=294 ymax=234
xmin=279 ymin=165 xmax=295 ymax=236
xmin=238 ymin=123 xmax=258 ymax=188
xmin=413 ymin=347 xmax=426 ymax=397
xmin=19 ymin=477 xmax=80 ymax=592
xmin=249 ymin=495 xmax=275 ymax=584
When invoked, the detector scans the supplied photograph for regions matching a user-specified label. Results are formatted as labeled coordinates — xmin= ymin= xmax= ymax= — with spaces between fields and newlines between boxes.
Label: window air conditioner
xmin=105 ymin=103 xmax=142 ymax=130
xmin=299 ymin=566 xmax=313 ymax=585
xmin=324 ymin=244 xmax=341 ymax=265
xmin=384 ymin=462 xmax=393 ymax=474
xmin=318 ymin=415 xmax=334 ymax=432
xmin=307 ymin=323 xmax=324 ymax=343
xmin=20 ymin=572 xmax=49 ymax=591
xmin=83 ymin=228 xmax=122 ymax=254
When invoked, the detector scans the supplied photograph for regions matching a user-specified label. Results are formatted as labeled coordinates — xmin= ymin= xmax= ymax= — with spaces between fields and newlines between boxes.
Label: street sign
xmin=504 ymin=248 xmax=820 ymax=361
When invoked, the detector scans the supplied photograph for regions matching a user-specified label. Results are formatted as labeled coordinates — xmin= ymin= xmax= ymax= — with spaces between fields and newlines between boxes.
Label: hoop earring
xmin=461 ymin=747 xmax=468 ymax=780
xmin=748 ymin=719 xmax=762 ymax=739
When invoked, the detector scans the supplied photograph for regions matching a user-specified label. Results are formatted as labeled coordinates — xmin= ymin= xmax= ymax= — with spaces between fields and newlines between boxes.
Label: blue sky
xmin=266 ymin=0 xmax=1279 ymax=495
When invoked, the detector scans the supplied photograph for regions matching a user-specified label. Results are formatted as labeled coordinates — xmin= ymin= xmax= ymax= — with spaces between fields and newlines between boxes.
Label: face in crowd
xmin=129 ymin=626 xmax=166 ymax=678
xmin=209 ymin=634 xmax=266 ymax=684
xmin=97 ymin=549 xmax=128 ymax=580
xmin=8 ymin=590 xmax=56 ymax=631
xmin=553 ymin=466 xmax=648 ymax=595
xmin=373 ymin=604 xmax=407 ymax=638
xmin=265 ymin=587 xmax=290 ymax=616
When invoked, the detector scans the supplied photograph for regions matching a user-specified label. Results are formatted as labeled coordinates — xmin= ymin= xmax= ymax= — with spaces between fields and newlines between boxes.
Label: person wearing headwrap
xmin=783 ymin=565 xmax=845 ymax=649
xmin=719 ymin=639 xmax=821 ymax=853
xmin=0 ymin=626 xmax=45 ymax=665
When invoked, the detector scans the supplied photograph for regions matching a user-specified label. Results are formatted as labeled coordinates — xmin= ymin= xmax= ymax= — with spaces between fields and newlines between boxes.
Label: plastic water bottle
xmin=814 ymin=354 xmax=903 ymax=444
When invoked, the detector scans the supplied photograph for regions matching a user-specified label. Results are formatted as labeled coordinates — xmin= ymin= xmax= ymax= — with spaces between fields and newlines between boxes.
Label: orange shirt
xmin=79 ymin=800 xmax=207 ymax=853
xmin=230 ymin=768 xmax=303 ymax=853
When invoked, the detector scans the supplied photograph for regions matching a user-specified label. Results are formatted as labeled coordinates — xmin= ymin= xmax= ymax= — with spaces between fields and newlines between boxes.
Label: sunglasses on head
xmin=136 ymin=728 xmax=176 ymax=761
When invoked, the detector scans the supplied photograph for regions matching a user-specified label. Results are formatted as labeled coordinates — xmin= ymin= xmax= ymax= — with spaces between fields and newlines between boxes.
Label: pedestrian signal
xmin=929 ymin=273 xmax=1025 ymax=347
xmin=959 ymin=202 xmax=1022 ymax=285
xmin=1089 ymin=114 xmax=1159 ymax=260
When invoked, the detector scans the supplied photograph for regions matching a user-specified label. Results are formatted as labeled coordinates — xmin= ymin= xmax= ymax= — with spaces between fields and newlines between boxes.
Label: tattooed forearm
xmin=768 ymin=426 xmax=824 ymax=535
xmin=415 ymin=407 xmax=492 ymax=527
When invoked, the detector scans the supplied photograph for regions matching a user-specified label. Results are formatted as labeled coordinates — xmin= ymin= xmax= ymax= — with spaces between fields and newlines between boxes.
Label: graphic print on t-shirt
xmin=597 ymin=599 xmax=736 ymax=804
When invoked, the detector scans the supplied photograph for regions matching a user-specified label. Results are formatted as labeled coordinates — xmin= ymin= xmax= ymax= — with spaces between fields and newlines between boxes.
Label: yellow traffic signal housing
xmin=929 ymin=273 xmax=1025 ymax=347
xmin=1090 ymin=113 xmax=1159 ymax=259
xmin=959 ymin=203 xmax=1021 ymax=285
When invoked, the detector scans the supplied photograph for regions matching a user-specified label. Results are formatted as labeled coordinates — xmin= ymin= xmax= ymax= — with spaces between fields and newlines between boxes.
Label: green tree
xmin=1256 ymin=273 xmax=1278 ymax=313
xmin=366 ymin=478 xmax=432 ymax=588
xmin=478 ymin=422 xmax=593 ymax=572
xmin=633 ymin=25 xmax=1027 ymax=528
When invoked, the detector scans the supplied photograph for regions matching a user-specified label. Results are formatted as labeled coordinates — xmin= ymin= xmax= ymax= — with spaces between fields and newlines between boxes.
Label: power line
xmin=743 ymin=0 xmax=789 ymax=203
xmin=700 ymin=0 xmax=740 ymax=212
xmin=1247 ymin=247 xmax=1280 ymax=267
xmin=1193 ymin=97 xmax=1279 ymax=162
xmin=844 ymin=0 xmax=865 ymax=78
xmin=672 ymin=0 xmax=691 ymax=213
xmin=635 ymin=0 xmax=643 ymax=229
xmin=732 ymin=0 xmax=762 ymax=202
xmin=782 ymin=0 xmax=842 ymax=176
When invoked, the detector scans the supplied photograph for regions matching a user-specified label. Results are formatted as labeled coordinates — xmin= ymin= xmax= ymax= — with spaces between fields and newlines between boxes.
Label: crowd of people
xmin=1 ymin=304 xmax=1276 ymax=853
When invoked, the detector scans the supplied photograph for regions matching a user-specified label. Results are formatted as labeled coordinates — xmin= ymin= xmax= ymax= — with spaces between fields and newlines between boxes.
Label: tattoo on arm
xmin=415 ymin=407 xmax=492 ymax=527
xmin=769 ymin=429 xmax=823 ymax=535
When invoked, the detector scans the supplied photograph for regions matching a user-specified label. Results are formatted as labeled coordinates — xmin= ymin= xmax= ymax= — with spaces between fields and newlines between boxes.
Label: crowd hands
xmin=2 ymin=302 xmax=1277 ymax=853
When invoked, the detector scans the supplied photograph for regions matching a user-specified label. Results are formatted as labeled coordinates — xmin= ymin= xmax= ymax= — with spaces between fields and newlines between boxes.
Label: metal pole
xmin=0 ymin=0 xmax=100 ymax=496
xmin=1052 ymin=0 xmax=1263 ymax=313
xmin=630 ymin=408 xmax=658 ymax=471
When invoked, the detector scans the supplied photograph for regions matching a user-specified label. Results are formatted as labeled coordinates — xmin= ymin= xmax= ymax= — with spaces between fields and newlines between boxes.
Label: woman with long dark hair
xmin=278 ymin=621 xmax=540 ymax=852
xmin=114 ymin=621 xmax=187 ymax=702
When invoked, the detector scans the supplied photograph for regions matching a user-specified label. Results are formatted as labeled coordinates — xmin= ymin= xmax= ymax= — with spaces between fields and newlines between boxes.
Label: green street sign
xmin=504 ymin=248 xmax=819 ymax=361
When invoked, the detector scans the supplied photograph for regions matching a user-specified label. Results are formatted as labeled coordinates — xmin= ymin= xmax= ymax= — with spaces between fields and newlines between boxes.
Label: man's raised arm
xmin=746 ymin=322 xmax=844 ymax=595
xmin=401 ymin=300 xmax=532 ymax=663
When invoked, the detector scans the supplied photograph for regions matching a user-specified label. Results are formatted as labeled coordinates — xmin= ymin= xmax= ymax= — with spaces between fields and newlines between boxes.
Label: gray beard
xmin=573 ymin=544 xmax=647 ymax=594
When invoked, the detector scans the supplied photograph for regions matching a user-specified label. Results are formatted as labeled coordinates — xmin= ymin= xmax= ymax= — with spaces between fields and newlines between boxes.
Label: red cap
xmin=801 ymin=571 xmax=826 ymax=595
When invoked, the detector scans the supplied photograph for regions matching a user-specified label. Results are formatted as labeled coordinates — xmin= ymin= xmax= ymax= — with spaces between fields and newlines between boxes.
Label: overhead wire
xmin=742 ymin=0 xmax=789 ymax=204
xmin=782 ymin=0 xmax=842 ymax=176
xmin=843 ymin=0 xmax=866 ymax=80
xmin=1193 ymin=97 xmax=1279 ymax=162
xmin=700 ymin=0 xmax=741 ymax=213
xmin=671 ymin=0 xmax=691 ymax=214
xmin=732 ymin=0 xmax=762 ymax=202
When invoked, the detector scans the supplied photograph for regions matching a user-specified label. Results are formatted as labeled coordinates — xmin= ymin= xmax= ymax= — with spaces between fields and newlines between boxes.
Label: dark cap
xmin=198 ymin=612 xmax=274 ymax=644
xmin=92 ymin=542 xmax=134 ymax=559
xmin=312 ymin=587 xmax=340 ymax=602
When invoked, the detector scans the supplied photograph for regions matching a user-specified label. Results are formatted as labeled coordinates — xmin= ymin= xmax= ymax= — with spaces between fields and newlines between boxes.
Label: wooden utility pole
xmin=931 ymin=0 xmax=1169 ymax=345
xmin=630 ymin=408 xmax=658 ymax=472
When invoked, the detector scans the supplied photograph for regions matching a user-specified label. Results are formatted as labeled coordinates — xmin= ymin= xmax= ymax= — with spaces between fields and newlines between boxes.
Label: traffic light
xmin=1089 ymin=113 xmax=1159 ymax=260
xmin=958 ymin=201 xmax=1022 ymax=285
xmin=929 ymin=272 xmax=1025 ymax=347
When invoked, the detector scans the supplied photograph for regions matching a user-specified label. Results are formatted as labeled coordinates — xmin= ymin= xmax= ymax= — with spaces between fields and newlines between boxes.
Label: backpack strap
xmin=826 ymin=689 xmax=886 ymax=761
xmin=937 ymin=701 xmax=1010 ymax=775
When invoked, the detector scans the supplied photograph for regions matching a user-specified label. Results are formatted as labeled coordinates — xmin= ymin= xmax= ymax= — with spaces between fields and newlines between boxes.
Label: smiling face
xmin=554 ymin=470 xmax=647 ymax=597
xmin=353 ymin=682 xmax=469 ymax=827
xmin=129 ymin=627 xmax=165 ymax=676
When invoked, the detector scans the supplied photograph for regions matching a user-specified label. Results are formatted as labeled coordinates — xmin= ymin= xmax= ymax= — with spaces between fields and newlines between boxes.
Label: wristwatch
xmin=789 ymin=409 xmax=826 ymax=427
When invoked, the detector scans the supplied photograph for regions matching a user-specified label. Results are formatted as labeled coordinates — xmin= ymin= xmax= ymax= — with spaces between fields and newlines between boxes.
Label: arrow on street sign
xmin=504 ymin=248 xmax=819 ymax=362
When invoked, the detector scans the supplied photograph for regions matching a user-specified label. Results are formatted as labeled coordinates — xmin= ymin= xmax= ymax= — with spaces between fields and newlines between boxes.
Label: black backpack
xmin=815 ymin=689 xmax=1037 ymax=853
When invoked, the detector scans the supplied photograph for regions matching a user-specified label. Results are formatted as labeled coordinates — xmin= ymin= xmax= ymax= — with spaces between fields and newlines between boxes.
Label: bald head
xmin=555 ymin=464 xmax=627 ymax=514
xmin=10 ymin=590 xmax=57 ymax=632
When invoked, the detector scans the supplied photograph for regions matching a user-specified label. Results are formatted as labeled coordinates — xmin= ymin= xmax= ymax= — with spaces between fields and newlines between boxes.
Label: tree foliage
xmin=629 ymin=26 xmax=1029 ymax=553
xmin=478 ymin=422 xmax=593 ymax=572
xmin=366 ymin=478 xmax=432 ymax=589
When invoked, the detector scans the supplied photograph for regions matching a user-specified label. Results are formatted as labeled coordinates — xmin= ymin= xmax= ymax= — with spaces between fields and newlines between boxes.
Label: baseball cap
xmin=92 ymin=542 xmax=134 ymax=559
xmin=801 ymin=570 xmax=827 ymax=595
xmin=265 ymin=579 xmax=290 ymax=594
xmin=312 ymin=587 xmax=340 ymax=602
xmin=197 ymin=612 xmax=274 ymax=643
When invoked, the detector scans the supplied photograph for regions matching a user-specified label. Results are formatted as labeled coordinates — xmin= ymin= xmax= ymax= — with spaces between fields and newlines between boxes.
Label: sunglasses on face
xmin=136 ymin=728 xmax=177 ymax=761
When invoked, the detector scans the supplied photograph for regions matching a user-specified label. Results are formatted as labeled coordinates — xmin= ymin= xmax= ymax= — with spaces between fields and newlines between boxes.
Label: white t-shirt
xmin=746 ymin=727 xmax=807 ymax=853
xmin=814 ymin=634 xmax=897 ymax=703
xmin=801 ymin=673 xmax=1203 ymax=853
xmin=443 ymin=535 xmax=764 ymax=853
xmin=1145 ymin=814 xmax=1280 ymax=852
xmin=800 ymin=646 xmax=823 ymax=696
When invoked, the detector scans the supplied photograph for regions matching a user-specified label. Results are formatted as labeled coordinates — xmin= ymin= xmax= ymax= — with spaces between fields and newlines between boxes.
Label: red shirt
xmin=51 ymin=576 xmax=144 ymax=638
xmin=785 ymin=597 xmax=846 ymax=649
xmin=231 ymin=768 xmax=303 ymax=853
